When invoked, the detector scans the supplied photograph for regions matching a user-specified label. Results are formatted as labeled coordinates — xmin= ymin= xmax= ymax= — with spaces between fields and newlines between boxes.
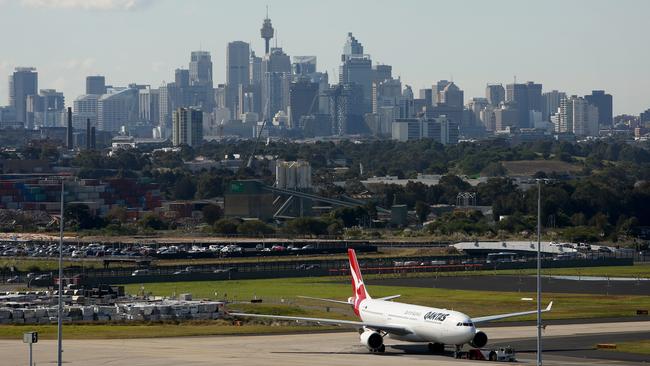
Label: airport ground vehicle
xmin=232 ymin=249 xmax=552 ymax=354
xmin=459 ymin=347 xmax=516 ymax=361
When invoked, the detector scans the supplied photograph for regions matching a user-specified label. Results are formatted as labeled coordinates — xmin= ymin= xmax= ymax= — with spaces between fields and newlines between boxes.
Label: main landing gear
xmin=428 ymin=342 xmax=445 ymax=354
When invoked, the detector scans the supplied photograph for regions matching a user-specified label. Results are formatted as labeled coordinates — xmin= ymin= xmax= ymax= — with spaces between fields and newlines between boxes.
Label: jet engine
xmin=359 ymin=329 xmax=384 ymax=351
xmin=469 ymin=330 xmax=488 ymax=348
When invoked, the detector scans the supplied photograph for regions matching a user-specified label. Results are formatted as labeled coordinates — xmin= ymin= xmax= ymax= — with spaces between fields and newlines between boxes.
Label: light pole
xmin=536 ymin=179 xmax=542 ymax=366
xmin=57 ymin=180 xmax=64 ymax=366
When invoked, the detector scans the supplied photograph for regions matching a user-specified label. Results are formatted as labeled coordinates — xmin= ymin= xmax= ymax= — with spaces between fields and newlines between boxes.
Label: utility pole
xmin=57 ymin=180 xmax=64 ymax=366
xmin=536 ymin=179 xmax=542 ymax=366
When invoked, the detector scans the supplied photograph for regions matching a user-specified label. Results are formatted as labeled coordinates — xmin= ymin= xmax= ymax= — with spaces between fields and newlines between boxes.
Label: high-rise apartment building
xmin=557 ymin=96 xmax=599 ymax=137
xmin=542 ymin=90 xmax=566 ymax=122
xmin=172 ymin=107 xmax=203 ymax=146
xmin=327 ymin=83 xmax=365 ymax=135
xmin=9 ymin=67 xmax=38 ymax=125
xmin=585 ymin=90 xmax=613 ymax=126
xmin=86 ymin=76 xmax=106 ymax=95
xmin=392 ymin=116 xmax=458 ymax=144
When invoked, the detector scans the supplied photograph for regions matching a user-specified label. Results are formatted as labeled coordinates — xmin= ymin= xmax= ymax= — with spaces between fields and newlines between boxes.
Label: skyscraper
xmin=9 ymin=67 xmax=38 ymax=125
xmin=227 ymin=41 xmax=251 ymax=86
xmin=97 ymin=88 xmax=139 ymax=132
xmin=328 ymin=83 xmax=366 ymax=135
xmin=172 ymin=107 xmax=203 ymax=147
xmin=138 ymin=87 xmax=160 ymax=125
xmin=506 ymin=81 xmax=542 ymax=128
xmin=438 ymin=82 xmax=464 ymax=108
xmin=261 ymin=47 xmax=291 ymax=120
xmin=27 ymin=89 xmax=65 ymax=128
xmin=86 ymin=76 xmax=106 ymax=95
xmin=227 ymin=41 xmax=251 ymax=117
xmin=292 ymin=56 xmax=317 ymax=77
xmin=485 ymin=83 xmax=505 ymax=107
xmin=249 ymin=51 xmax=262 ymax=85
xmin=585 ymin=90 xmax=613 ymax=126
xmin=339 ymin=33 xmax=373 ymax=113
xmin=189 ymin=51 xmax=213 ymax=87
xmin=288 ymin=79 xmax=319 ymax=128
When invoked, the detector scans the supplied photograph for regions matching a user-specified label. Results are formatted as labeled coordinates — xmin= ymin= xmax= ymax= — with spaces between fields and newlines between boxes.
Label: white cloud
xmin=64 ymin=57 xmax=96 ymax=70
xmin=20 ymin=0 xmax=151 ymax=11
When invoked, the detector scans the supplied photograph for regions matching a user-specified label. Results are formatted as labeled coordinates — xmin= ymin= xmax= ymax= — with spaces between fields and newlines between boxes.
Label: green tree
xmin=202 ymin=204 xmax=223 ymax=225
xmin=285 ymin=217 xmax=329 ymax=236
xmin=213 ymin=218 xmax=240 ymax=235
xmin=139 ymin=213 xmax=167 ymax=230
xmin=173 ymin=176 xmax=196 ymax=200
xmin=415 ymin=201 xmax=431 ymax=223
xmin=237 ymin=220 xmax=275 ymax=235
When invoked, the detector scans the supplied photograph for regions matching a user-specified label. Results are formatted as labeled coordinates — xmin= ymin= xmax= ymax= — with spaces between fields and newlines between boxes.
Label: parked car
xmin=131 ymin=269 xmax=150 ymax=276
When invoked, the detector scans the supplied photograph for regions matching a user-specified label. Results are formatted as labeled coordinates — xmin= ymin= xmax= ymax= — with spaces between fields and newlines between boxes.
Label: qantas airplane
xmin=231 ymin=249 xmax=552 ymax=355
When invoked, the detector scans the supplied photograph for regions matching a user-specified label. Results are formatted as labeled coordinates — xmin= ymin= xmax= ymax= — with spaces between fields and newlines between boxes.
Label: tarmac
xmin=2 ymin=321 xmax=649 ymax=366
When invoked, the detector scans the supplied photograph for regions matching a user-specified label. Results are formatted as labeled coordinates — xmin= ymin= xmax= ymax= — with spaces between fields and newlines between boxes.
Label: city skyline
xmin=1 ymin=0 xmax=649 ymax=115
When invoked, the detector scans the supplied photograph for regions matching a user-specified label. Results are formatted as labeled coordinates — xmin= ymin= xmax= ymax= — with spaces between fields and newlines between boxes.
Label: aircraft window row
xmin=456 ymin=322 xmax=474 ymax=327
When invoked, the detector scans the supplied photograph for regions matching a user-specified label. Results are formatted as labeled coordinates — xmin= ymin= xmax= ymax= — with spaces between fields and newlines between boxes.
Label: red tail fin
xmin=348 ymin=249 xmax=370 ymax=316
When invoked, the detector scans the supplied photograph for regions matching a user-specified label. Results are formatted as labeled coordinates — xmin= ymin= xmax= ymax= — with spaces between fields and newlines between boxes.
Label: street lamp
xmin=535 ymin=178 xmax=551 ymax=366
xmin=57 ymin=180 xmax=64 ymax=366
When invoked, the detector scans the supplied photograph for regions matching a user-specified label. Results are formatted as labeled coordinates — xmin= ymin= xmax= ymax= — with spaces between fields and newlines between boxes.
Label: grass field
xmin=2 ymin=274 xmax=649 ymax=340
xmin=125 ymin=276 xmax=650 ymax=321
xmin=607 ymin=340 xmax=650 ymax=355
xmin=0 ymin=322 xmax=340 ymax=340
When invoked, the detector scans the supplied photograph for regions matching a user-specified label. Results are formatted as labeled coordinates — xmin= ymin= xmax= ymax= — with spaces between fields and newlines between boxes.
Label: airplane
xmin=231 ymin=249 xmax=553 ymax=355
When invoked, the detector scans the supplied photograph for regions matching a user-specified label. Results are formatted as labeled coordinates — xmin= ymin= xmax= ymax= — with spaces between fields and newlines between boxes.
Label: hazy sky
xmin=1 ymin=0 xmax=648 ymax=114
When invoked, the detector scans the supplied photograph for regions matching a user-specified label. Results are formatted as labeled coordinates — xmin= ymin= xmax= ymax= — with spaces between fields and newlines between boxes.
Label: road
xmin=1 ymin=321 xmax=648 ymax=366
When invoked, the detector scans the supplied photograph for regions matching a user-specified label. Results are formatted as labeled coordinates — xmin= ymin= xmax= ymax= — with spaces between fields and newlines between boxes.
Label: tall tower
xmin=260 ymin=7 xmax=274 ymax=55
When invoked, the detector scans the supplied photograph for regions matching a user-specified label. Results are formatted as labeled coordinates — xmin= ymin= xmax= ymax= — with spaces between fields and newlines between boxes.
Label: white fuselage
xmin=358 ymin=298 xmax=477 ymax=345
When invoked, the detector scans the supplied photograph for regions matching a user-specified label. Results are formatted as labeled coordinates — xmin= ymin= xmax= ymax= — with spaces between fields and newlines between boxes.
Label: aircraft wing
xmin=472 ymin=301 xmax=553 ymax=324
xmin=229 ymin=312 xmax=413 ymax=336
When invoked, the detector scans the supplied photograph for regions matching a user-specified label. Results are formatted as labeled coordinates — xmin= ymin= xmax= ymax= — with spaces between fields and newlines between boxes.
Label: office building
xmin=373 ymin=64 xmax=392 ymax=83
xmin=172 ymin=107 xmax=203 ymax=146
xmin=26 ymin=89 xmax=65 ymax=128
xmin=261 ymin=47 xmax=291 ymax=120
xmin=339 ymin=33 xmax=373 ymax=113
xmin=467 ymin=97 xmax=488 ymax=127
xmin=292 ymin=56 xmax=317 ymax=76
xmin=542 ymin=90 xmax=566 ymax=122
xmin=249 ymin=51 xmax=262 ymax=85
xmin=392 ymin=116 xmax=458 ymax=144
xmin=506 ymin=81 xmax=542 ymax=128
xmin=227 ymin=41 xmax=251 ymax=115
xmin=138 ymin=87 xmax=160 ymax=125
xmin=486 ymin=83 xmax=505 ymax=107
xmin=189 ymin=51 xmax=213 ymax=87
xmin=86 ymin=76 xmax=106 ymax=95
xmin=73 ymin=94 xmax=100 ymax=129
xmin=288 ymin=79 xmax=319 ymax=128
xmin=227 ymin=41 xmax=251 ymax=87
xmin=494 ymin=103 xmax=519 ymax=131
xmin=641 ymin=108 xmax=650 ymax=123
xmin=438 ymin=81 xmax=464 ymax=108
xmin=9 ymin=67 xmax=38 ymax=126
xmin=419 ymin=88 xmax=433 ymax=107
xmin=585 ymin=90 xmax=613 ymax=126
xmin=97 ymin=88 xmax=139 ymax=132
xmin=372 ymin=78 xmax=402 ymax=113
